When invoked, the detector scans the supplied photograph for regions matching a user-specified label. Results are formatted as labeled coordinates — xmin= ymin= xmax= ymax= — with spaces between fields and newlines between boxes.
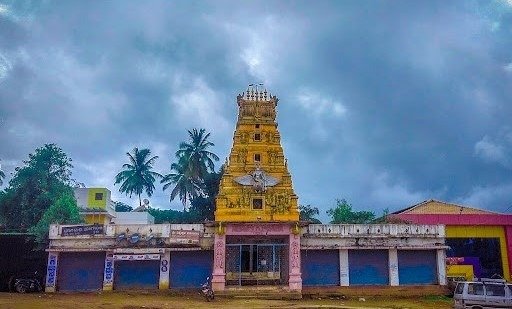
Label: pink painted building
xmin=392 ymin=200 xmax=512 ymax=281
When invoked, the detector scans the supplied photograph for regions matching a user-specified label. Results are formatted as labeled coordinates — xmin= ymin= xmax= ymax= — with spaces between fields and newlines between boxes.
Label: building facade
xmin=45 ymin=87 xmax=447 ymax=294
xmin=74 ymin=187 xmax=116 ymax=225
xmin=212 ymin=86 xmax=302 ymax=292
xmin=301 ymin=224 xmax=447 ymax=286
xmin=392 ymin=200 xmax=512 ymax=282
xmin=45 ymin=223 xmax=213 ymax=292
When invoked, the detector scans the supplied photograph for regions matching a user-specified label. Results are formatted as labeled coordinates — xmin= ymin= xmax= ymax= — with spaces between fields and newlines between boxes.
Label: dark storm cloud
xmin=0 ymin=0 xmax=511 ymax=220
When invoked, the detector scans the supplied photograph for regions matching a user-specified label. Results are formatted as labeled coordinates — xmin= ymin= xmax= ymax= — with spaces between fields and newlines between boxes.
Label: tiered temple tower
xmin=215 ymin=85 xmax=299 ymax=222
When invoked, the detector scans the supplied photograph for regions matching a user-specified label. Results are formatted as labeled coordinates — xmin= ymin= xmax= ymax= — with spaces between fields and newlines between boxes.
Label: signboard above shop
xmin=113 ymin=254 xmax=160 ymax=261
xmin=169 ymin=230 xmax=200 ymax=245
xmin=61 ymin=224 xmax=104 ymax=237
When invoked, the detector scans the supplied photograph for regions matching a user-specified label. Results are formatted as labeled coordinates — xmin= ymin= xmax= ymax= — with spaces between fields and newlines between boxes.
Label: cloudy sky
xmin=1 ymin=0 xmax=512 ymax=222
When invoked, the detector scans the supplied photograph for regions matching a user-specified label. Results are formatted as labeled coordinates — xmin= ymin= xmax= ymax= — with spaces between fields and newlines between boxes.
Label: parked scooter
xmin=201 ymin=276 xmax=214 ymax=301
xmin=14 ymin=272 xmax=42 ymax=293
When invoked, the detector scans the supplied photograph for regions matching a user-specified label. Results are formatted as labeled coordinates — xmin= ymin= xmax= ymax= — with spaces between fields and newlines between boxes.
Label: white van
xmin=453 ymin=279 xmax=512 ymax=308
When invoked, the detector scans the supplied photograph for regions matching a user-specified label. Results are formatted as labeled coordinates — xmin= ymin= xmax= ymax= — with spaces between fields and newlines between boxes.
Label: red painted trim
xmin=391 ymin=214 xmax=512 ymax=226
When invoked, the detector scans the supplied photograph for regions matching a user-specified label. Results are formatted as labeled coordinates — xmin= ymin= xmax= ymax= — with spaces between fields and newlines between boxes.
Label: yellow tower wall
xmin=215 ymin=88 xmax=299 ymax=222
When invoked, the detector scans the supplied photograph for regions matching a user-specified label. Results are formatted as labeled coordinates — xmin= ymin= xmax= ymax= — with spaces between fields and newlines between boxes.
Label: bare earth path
xmin=0 ymin=292 xmax=452 ymax=309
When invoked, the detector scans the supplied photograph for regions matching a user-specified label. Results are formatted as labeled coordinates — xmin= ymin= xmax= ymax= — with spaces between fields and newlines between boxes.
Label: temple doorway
xmin=225 ymin=241 xmax=289 ymax=286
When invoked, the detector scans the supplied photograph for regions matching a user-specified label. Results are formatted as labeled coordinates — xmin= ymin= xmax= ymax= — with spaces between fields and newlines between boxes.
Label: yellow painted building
xmin=446 ymin=225 xmax=510 ymax=281
xmin=393 ymin=199 xmax=512 ymax=281
xmin=215 ymin=86 xmax=299 ymax=222
xmin=74 ymin=187 xmax=116 ymax=225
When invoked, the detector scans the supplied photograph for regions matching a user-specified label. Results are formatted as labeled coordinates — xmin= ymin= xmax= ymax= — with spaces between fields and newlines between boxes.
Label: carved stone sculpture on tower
xmin=215 ymin=85 xmax=299 ymax=222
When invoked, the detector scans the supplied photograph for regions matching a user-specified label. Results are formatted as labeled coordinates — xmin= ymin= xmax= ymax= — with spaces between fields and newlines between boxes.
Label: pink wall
xmin=226 ymin=223 xmax=292 ymax=235
xmin=391 ymin=213 xmax=512 ymax=226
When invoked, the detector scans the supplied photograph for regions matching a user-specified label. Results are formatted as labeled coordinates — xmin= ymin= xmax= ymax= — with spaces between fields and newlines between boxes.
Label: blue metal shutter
xmin=349 ymin=250 xmax=389 ymax=285
xmin=114 ymin=260 xmax=160 ymax=290
xmin=57 ymin=252 xmax=105 ymax=291
xmin=170 ymin=250 xmax=213 ymax=288
xmin=301 ymin=250 xmax=340 ymax=286
xmin=398 ymin=250 xmax=437 ymax=285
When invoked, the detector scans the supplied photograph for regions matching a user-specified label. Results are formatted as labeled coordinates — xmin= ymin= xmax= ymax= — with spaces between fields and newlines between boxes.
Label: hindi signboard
xmin=61 ymin=224 xmax=104 ymax=237
xmin=169 ymin=230 xmax=200 ymax=245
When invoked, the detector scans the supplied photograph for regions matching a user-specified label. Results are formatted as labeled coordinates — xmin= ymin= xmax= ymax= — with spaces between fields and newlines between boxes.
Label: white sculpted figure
xmin=234 ymin=165 xmax=280 ymax=192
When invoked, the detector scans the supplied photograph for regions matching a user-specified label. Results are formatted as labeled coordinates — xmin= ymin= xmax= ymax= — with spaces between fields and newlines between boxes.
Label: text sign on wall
xmin=104 ymin=256 xmax=114 ymax=285
xmin=61 ymin=225 xmax=104 ymax=236
xmin=46 ymin=253 xmax=58 ymax=288
xmin=113 ymin=254 xmax=161 ymax=261
xmin=169 ymin=230 xmax=200 ymax=244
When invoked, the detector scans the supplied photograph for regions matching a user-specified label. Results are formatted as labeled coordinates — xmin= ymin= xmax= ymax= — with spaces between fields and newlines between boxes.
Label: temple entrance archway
xmin=225 ymin=242 xmax=289 ymax=286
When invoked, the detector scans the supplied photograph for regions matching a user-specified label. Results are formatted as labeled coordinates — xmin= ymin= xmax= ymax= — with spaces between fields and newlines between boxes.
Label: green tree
xmin=0 ymin=159 xmax=5 ymax=186
xmin=161 ymin=159 xmax=202 ymax=210
xmin=29 ymin=190 xmax=83 ymax=244
xmin=148 ymin=208 xmax=193 ymax=224
xmin=327 ymin=198 xmax=375 ymax=224
xmin=188 ymin=168 xmax=223 ymax=221
xmin=114 ymin=147 xmax=162 ymax=208
xmin=162 ymin=129 xmax=220 ymax=211
xmin=0 ymin=144 xmax=74 ymax=231
xmin=114 ymin=201 xmax=133 ymax=212
xmin=176 ymin=128 xmax=219 ymax=180
xmin=299 ymin=204 xmax=322 ymax=223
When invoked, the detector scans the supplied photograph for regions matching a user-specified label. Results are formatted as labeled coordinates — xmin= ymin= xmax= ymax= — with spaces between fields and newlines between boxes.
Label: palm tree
xmin=0 ymin=160 xmax=5 ymax=187
xmin=114 ymin=148 xmax=162 ymax=207
xmin=176 ymin=128 xmax=219 ymax=180
xmin=161 ymin=159 xmax=202 ymax=211
xmin=162 ymin=128 xmax=219 ymax=211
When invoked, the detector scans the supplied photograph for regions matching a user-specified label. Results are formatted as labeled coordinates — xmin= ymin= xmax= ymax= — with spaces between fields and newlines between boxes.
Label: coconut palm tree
xmin=162 ymin=128 xmax=219 ymax=211
xmin=0 ymin=160 xmax=5 ymax=187
xmin=115 ymin=148 xmax=162 ymax=207
xmin=161 ymin=158 xmax=202 ymax=211
xmin=176 ymin=128 xmax=219 ymax=180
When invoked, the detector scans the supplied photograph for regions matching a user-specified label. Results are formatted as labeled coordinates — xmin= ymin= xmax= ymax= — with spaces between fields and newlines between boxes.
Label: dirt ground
xmin=0 ymin=291 xmax=452 ymax=309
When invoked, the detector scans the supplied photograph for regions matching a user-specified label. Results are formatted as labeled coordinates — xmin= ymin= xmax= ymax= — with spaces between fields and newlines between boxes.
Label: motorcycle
xmin=14 ymin=273 xmax=42 ymax=293
xmin=201 ymin=276 xmax=214 ymax=302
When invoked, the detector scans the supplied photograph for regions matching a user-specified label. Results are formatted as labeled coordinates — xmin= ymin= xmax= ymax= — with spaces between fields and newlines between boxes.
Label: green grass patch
xmin=422 ymin=295 xmax=452 ymax=302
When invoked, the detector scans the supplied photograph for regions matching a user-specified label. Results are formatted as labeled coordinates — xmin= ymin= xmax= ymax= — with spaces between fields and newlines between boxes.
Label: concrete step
xmin=217 ymin=286 xmax=302 ymax=300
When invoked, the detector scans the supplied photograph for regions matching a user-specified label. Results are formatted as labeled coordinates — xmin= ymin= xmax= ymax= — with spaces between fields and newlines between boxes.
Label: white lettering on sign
xmin=104 ymin=256 xmax=114 ymax=284
xmin=169 ymin=230 xmax=200 ymax=244
xmin=113 ymin=254 xmax=160 ymax=261
xmin=46 ymin=254 xmax=58 ymax=287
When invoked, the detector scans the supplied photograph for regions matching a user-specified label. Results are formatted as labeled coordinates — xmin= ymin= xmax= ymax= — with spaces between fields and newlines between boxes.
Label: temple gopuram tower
xmin=215 ymin=86 xmax=299 ymax=222
xmin=212 ymin=85 xmax=302 ymax=294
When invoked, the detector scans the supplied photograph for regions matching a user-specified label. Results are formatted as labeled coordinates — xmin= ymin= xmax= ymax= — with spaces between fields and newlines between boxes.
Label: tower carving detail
xmin=215 ymin=85 xmax=299 ymax=222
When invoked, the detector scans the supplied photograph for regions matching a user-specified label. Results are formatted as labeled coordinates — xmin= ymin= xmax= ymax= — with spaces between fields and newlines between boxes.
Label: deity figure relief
xmin=240 ymin=132 xmax=249 ymax=144
xmin=272 ymin=134 xmax=280 ymax=143
xmin=233 ymin=165 xmax=280 ymax=193
xmin=238 ymin=148 xmax=248 ymax=164
xmin=265 ymin=132 xmax=272 ymax=143
xmin=254 ymin=104 xmax=261 ymax=118
xmin=239 ymin=189 xmax=251 ymax=208
xmin=247 ymin=104 xmax=255 ymax=117
xmin=267 ymin=150 xmax=278 ymax=164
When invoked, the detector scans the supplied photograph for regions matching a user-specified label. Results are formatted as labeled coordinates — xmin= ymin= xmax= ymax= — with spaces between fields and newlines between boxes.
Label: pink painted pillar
xmin=212 ymin=233 xmax=226 ymax=291
xmin=288 ymin=233 xmax=302 ymax=291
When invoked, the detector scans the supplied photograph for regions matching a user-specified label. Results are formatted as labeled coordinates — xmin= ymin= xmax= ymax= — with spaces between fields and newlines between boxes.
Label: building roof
xmin=392 ymin=199 xmax=501 ymax=215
